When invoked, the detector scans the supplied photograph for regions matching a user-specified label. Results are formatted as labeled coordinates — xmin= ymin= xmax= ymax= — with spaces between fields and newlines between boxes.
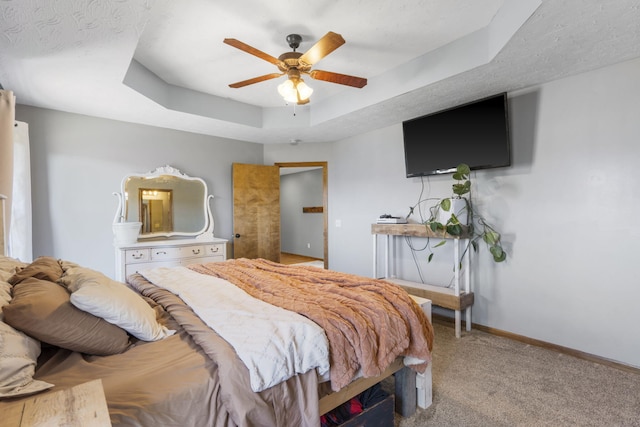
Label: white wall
xmin=265 ymin=57 xmax=640 ymax=369
xmin=16 ymin=105 xmax=263 ymax=277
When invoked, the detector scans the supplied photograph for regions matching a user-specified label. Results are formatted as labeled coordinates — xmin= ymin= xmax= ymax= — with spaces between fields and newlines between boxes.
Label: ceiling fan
xmin=223 ymin=31 xmax=367 ymax=105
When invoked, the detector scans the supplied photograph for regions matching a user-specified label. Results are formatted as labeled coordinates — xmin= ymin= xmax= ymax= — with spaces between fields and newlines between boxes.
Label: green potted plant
xmin=425 ymin=163 xmax=507 ymax=264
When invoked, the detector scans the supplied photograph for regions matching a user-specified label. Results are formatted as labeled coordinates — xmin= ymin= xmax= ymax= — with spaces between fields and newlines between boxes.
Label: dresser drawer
xmin=204 ymin=244 xmax=224 ymax=257
xmin=150 ymin=247 xmax=182 ymax=260
xmin=180 ymin=245 xmax=206 ymax=258
xmin=125 ymin=249 xmax=150 ymax=264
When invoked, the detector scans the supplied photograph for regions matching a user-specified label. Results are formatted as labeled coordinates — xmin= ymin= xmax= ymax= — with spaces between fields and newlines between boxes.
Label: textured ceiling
xmin=1 ymin=0 xmax=640 ymax=144
xmin=134 ymin=0 xmax=503 ymax=108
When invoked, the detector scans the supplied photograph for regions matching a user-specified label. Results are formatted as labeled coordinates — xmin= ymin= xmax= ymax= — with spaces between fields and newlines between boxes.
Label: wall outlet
xmin=307 ymin=243 xmax=311 ymax=249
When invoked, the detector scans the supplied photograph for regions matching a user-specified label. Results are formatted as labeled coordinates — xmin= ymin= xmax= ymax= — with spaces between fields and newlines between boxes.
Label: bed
xmin=0 ymin=255 xmax=434 ymax=426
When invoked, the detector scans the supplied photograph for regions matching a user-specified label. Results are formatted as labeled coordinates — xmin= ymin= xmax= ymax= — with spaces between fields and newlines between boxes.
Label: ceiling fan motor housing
xmin=286 ymin=34 xmax=302 ymax=50
xmin=278 ymin=51 xmax=310 ymax=73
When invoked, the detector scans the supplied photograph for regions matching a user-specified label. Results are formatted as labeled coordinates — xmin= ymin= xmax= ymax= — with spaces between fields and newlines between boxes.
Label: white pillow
xmin=0 ymin=257 xmax=53 ymax=398
xmin=59 ymin=267 xmax=174 ymax=341
xmin=0 ymin=320 xmax=54 ymax=398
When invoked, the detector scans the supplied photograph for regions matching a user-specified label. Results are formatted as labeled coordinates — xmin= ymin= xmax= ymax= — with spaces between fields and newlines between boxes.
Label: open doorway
xmin=276 ymin=162 xmax=328 ymax=269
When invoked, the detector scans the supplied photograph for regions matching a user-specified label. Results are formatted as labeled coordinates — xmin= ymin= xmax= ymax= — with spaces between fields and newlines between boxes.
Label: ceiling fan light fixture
xmin=296 ymin=79 xmax=313 ymax=101
xmin=278 ymin=77 xmax=313 ymax=104
xmin=277 ymin=79 xmax=296 ymax=101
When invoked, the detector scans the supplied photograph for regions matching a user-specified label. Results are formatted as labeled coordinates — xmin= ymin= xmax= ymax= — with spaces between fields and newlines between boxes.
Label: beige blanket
xmin=190 ymin=259 xmax=434 ymax=391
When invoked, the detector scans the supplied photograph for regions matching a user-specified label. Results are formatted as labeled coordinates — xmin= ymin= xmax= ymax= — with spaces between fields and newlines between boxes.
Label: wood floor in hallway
xmin=280 ymin=252 xmax=323 ymax=265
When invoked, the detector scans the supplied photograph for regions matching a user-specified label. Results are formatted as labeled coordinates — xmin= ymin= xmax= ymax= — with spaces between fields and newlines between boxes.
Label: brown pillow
xmin=2 ymin=277 xmax=131 ymax=355
xmin=8 ymin=257 xmax=64 ymax=285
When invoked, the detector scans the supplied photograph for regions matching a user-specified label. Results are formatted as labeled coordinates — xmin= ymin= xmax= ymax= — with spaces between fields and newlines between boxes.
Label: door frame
xmin=275 ymin=161 xmax=328 ymax=269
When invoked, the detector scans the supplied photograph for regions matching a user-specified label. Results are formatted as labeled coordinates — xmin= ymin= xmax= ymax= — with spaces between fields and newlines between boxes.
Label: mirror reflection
xmin=139 ymin=189 xmax=173 ymax=233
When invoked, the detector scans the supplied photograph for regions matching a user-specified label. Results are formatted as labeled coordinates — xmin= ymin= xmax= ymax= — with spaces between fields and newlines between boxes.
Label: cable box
xmin=376 ymin=218 xmax=408 ymax=224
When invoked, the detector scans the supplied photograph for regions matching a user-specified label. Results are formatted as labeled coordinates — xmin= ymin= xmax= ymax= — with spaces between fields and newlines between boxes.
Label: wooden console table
xmin=372 ymin=223 xmax=474 ymax=338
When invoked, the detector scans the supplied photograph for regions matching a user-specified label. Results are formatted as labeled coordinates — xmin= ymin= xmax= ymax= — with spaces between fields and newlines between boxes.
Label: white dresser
xmin=115 ymin=238 xmax=227 ymax=282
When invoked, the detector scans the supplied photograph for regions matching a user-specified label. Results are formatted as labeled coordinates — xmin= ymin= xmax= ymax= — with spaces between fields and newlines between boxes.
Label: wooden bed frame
xmin=320 ymin=295 xmax=433 ymax=418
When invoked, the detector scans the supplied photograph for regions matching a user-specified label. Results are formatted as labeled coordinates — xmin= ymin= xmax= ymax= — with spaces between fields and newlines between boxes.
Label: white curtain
xmin=0 ymin=90 xmax=32 ymax=261
xmin=10 ymin=121 xmax=32 ymax=261
xmin=0 ymin=90 xmax=14 ymax=257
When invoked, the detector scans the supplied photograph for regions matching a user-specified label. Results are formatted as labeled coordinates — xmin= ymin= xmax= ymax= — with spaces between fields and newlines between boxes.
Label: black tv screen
xmin=403 ymin=93 xmax=511 ymax=177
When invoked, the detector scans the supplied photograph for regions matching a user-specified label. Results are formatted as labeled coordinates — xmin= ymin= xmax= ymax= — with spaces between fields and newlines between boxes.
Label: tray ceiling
xmin=1 ymin=0 xmax=640 ymax=144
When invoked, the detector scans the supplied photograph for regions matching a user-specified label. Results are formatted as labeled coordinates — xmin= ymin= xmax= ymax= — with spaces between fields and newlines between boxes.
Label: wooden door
xmin=232 ymin=163 xmax=281 ymax=261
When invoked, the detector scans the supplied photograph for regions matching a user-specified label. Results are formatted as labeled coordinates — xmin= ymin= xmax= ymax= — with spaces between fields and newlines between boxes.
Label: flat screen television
xmin=402 ymin=93 xmax=511 ymax=177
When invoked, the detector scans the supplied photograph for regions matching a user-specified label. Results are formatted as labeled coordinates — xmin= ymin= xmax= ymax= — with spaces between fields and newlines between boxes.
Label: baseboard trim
xmin=432 ymin=314 xmax=640 ymax=375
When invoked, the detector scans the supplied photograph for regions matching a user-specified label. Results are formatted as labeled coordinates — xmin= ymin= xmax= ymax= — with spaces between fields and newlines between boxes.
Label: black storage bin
xmin=340 ymin=393 xmax=394 ymax=427
xmin=321 ymin=384 xmax=394 ymax=427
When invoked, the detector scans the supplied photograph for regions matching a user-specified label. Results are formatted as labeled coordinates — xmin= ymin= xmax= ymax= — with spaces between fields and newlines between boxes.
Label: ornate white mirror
xmin=113 ymin=165 xmax=214 ymax=241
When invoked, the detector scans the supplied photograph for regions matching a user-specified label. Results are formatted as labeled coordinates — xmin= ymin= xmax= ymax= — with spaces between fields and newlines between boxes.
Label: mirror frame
xmin=113 ymin=165 xmax=214 ymax=240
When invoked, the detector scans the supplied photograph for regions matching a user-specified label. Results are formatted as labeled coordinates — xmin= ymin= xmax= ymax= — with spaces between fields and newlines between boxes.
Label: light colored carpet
xmin=387 ymin=321 xmax=640 ymax=427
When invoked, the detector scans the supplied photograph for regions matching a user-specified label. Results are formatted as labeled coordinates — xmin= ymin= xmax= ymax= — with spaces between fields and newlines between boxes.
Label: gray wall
xmin=265 ymin=56 xmax=640 ymax=369
xmin=280 ymin=169 xmax=324 ymax=259
xmin=15 ymin=55 xmax=640 ymax=369
xmin=16 ymin=105 xmax=262 ymax=277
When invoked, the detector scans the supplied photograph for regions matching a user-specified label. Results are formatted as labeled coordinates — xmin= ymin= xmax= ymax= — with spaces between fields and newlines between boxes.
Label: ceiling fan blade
xmin=309 ymin=70 xmax=367 ymax=88
xmin=298 ymin=31 xmax=345 ymax=66
xmin=229 ymin=73 xmax=284 ymax=88
xmin=223 ymin=38 xmax=284 ymax=67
